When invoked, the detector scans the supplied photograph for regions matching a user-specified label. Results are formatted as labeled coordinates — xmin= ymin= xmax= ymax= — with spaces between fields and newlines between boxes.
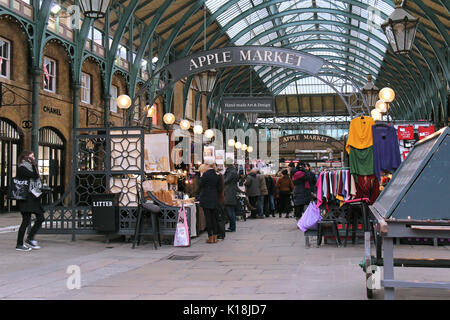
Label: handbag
xmin=8 ymin=177 xmax=30 ymax=200
xmin=29 ymin=177 xmax=43 ymax=198
xmin=173 ymin=205 xmax=190 ymax=247
xmin=297 ymin=201 xmax=322 ymax=232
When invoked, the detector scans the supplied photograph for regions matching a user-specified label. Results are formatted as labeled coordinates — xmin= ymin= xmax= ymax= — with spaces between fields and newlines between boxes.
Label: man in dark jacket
xmin=265 ymin=175 xmax=276 ymax=217
xmin=199 ymin=164 xmax=223 ymax=243
xmin=223 ymin=164 xmax=239 ymax=232
xmin=244 ymin=170 xmax=260 ymax=219
xmin=305 ymin=163 xmax=317 ymax=194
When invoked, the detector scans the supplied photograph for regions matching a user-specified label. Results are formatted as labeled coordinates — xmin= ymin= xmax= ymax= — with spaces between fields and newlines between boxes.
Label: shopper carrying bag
xmin=15 ymin=151 xmax=45 ymax=252
xmin=297 ymin=201 xmax=322 ymax=232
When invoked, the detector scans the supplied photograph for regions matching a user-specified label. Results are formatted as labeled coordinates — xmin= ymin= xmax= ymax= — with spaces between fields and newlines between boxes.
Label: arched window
xmin=39 ymin=127 xmax=65 ymax=204
xmin=0 ymin=118 xmax=22 ymax=212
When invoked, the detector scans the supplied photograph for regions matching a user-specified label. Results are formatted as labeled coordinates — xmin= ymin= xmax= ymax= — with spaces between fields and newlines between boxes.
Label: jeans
xmin=257 ymin=195 xmax=264 ymax=217
xmin=269 ymin=195 xmax=275 ymax=211
xmin=16 ymin=212 xmax=45 ymax=246
xmin=225 ymin=205 xmax=236 ymax=231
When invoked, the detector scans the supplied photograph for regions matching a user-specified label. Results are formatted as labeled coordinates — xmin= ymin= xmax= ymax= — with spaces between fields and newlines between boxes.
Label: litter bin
xmin=91 ymin=193 xmax=120 ymax=233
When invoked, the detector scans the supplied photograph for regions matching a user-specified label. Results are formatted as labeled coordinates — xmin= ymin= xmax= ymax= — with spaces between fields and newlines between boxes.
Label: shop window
xmin=0 ymin=118 xmax=22 ymax=212
xmin=88 ymin=27 xmax=103 ymax=46
xmin=43 ymin=57 xmax=56 ymax=93
xmin=110 ymin=85 xmax=118 ymax=113
xmin=0 ymin=38 xmax=10 ymax=79
xmin=38 ymin=127 xmax=65 ymax=204
xmin=81 ymin=72 xmax=91 ymax=104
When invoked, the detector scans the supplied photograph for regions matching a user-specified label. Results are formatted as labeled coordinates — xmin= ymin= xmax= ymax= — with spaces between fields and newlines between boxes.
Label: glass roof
xmin=206 ymin=0 xmax=395 ymax=95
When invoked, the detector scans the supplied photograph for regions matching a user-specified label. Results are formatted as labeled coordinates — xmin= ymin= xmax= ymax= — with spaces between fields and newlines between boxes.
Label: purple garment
xmin=372 ymin=124 xmax=401 ymax=181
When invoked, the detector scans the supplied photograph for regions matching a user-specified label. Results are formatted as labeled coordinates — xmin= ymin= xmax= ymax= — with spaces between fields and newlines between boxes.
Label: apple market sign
xmin=164 ymin=46 xmax=324 ymax=84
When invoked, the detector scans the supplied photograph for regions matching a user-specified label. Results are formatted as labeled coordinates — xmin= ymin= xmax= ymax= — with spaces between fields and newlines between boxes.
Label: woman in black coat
xmin=199 ymin=164 xmax=223 ymax=244
xmin=292 ymin=165 xmax=312 ymax=219
xmin=15 ymin=150 xmax=45 ymax=251
xmin=223 ymin=164 xmax=239 ymax=232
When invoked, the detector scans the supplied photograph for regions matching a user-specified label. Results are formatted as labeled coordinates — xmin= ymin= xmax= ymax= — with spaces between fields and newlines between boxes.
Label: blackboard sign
xmin=372 ymin=128 xmax=446 ymax=219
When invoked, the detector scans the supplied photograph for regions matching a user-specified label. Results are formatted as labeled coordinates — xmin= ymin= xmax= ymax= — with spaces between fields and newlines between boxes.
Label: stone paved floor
xmin=0 ymin=212 xmax=449 ymax=300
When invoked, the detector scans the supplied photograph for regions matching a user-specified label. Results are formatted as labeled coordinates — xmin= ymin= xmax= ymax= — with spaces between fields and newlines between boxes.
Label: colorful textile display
xmin=345 ymin=116 xmax=375 ymax=154
xmin=372 ymin=124 xmax=401 ymax=181
xmin=349 ymin=146 xmax=374 ymax=176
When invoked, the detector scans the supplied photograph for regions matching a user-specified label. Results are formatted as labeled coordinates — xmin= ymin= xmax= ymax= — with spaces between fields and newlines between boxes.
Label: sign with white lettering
xmin=165 ymin=46 xmax=324 ymax=85
xmin=221 ymin=97 xmax=274 ymax=113
xmin=281 ymin=134 xmax=334 ymax=144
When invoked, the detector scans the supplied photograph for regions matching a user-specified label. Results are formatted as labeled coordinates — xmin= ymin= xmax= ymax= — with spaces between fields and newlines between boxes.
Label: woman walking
xmin=199 ymin=163 xmax=222 ymax=243
xmin=15 ymin=151 xmax=45 ymax=251
xmin=275 ymin=170 xmax=294 ymax=218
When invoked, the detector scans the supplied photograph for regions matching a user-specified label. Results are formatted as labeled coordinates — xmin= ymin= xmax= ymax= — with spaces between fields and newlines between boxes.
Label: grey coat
xmin=244 ymin=172 xmax=260 ymax=197
xmin=223 ymin=166 xmax=240 ymax=206
xmin=258 ymin=174 xmax=268 ymax=196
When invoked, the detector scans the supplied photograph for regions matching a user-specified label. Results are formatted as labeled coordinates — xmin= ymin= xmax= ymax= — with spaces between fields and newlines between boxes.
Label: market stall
xmin=364 ymin=127 xmax=450 ymax=299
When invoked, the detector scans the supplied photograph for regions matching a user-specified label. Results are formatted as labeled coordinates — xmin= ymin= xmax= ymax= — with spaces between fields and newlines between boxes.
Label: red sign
xmin=418 ymin=126 xmax=435 ymax=140
xmin=402 ymin=151 xmax=409 ymax=160
xmin=397 ymin=125 xmax=414 ymax=140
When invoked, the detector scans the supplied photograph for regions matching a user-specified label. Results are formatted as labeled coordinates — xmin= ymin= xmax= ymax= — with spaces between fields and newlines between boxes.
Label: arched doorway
xmin=0 ymin=118 xmax=22 ymax=212
xmin=39 ymin=127 xmax=65 ymax=205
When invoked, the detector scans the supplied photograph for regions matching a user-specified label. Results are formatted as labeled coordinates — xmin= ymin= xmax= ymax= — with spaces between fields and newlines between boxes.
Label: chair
xmin=132 ymin=187 xmax=162 ymax=250
xmin=316 ymin=205 xmax=343 ymax=247
xmin=343 ymin=198 xmax=377 ymax=247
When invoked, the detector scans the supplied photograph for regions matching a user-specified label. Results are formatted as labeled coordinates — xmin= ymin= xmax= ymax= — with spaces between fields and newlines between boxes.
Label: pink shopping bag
xmin=174 ymin=206 xmax=190 ymax=247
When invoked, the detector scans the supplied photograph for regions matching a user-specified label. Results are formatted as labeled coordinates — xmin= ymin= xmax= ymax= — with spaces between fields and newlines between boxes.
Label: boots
xmin=206 ymin=235 xmax=218 ymax=243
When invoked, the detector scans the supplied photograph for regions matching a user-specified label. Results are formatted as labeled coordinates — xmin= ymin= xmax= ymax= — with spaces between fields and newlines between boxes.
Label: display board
xmin=372 ymin=127 xmax=449 ymax=220
xmin=144 ymin=133 xmax=170 ymax=172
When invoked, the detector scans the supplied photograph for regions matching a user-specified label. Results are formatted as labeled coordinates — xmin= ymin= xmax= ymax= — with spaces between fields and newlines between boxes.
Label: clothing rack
xmin=323 ymin=167 xmax=349 ymax=172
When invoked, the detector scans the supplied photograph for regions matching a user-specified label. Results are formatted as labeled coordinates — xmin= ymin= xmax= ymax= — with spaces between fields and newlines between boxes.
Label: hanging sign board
xmin=418 ymin=126 xmax=435 ymax=140
xmin=221 ymin=97 xmax=274 ymax=113
xmin=397 ymin=125 xmax=414 ymax=140
xmin=164 ymin=46 xmax=324 ymax=85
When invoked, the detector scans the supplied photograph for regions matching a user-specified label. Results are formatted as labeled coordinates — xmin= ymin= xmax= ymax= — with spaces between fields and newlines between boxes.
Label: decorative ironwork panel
xmin=39 ymin=127 xmax=146 ymax=237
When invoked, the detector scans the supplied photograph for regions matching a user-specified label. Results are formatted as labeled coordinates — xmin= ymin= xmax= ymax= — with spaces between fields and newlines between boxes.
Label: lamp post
xmin=381 ymin=0 xmax=419 ymax=55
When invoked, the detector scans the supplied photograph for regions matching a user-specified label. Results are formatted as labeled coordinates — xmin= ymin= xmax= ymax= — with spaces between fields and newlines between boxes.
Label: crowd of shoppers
xmin=197 ymin=161 xmax=318 ymax=243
